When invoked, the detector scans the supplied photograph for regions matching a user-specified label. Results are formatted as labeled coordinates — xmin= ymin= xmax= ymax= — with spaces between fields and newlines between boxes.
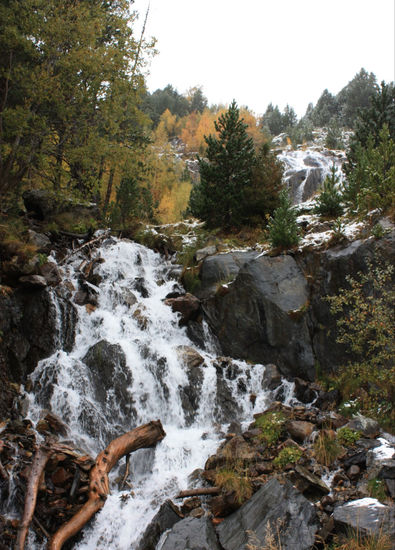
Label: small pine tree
xmin=268 ymin=189 xmax=300 ymax=249
xmin=315 ymin=164 xmax=344 ymax=218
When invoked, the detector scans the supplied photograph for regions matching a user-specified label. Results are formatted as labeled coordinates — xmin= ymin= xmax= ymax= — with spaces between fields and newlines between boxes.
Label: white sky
xmin=132 ymin=0 xmax=395 ymax=117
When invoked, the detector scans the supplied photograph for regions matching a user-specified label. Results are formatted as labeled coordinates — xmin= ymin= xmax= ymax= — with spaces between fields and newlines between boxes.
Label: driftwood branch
xmin=15 ymin=444 xmax=53 ymax=550
xmin=59 ymin=231 xmax=110 ymax=265
xmin=48 ymin=420 xmax=166 ymax=550
xmin=175 ymin=487 xmax=220 ymax=499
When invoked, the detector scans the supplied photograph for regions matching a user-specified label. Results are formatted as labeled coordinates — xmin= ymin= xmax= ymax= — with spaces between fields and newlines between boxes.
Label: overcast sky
xmin=132 ymin=0 xmax=395 ymax=117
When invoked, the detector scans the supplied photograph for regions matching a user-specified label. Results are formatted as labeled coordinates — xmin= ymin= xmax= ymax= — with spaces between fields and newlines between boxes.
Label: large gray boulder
xmin=159 ymin=517 xmax=221 ymax=550
xmin=137 ymin=500 xmax=182 ymax=550
xmin=203 ymin=254 xmax=315 ymax=380
xmin=216 ymin=477 xmax=319 ymax=550
xmin=333 ymin=498 xmax=395 ymax=537
xmin=82 ymin=340 xmax=132 ymax=409
xmin=197 ymin=251 xmax=258 ymax=299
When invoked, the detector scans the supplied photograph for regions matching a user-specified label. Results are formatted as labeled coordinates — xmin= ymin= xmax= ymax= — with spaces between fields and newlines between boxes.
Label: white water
xmin=278 ymin=148 xmax=345 ymax=204
xmin=25 ymin=238 xmax=291 ymax=549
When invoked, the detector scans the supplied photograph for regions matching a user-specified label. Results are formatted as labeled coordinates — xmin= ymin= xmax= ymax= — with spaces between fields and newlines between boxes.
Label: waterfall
xmin=278 ymin=148 xmax=345 ymax=204
xmin=26 ymin=237 xmax=290 ymax=549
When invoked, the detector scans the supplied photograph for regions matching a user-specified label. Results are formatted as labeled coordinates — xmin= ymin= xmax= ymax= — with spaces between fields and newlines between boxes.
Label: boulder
xmin=23 ymin=189 xmax=99 ymax=220
xmin=19 ymin=275 xmax=47 ymax=289
xmin=216 ymin=477 xmax=319 ymax=550
xmin=195 ymin=245 xmax=217 ymax=262
xmin=39 ymin=262 xmax=62 ymax=286
xmin=197 ymin=251 xmax=258 ymax=299
xmin=205 ymin=436 xmax=259 ymax=471
xmin=159 ymin=517 xmax=221 ymax=550
xmin=333 ymin=498 xmax=395 ymax=537
xmin=203 ymin=254 xmax=315 ymax=380
xmin=176 ymin=346 xmax=205 ymax=369
xmin=82 ymin=340 xmax=133 ymax=415
xmin=137 ymin=500 xmax=182 ymax=550
xmin=262 ymin=364 xmax=282 ymax=391
xmin=286 ymin=465 xmax=330 ymax=500
xmin=164 ymin=293 xmax=200 ymax=325
xmin=286 ymin=420 xmax=315 ymax=442
xmin=27 ymin=230 xmax=51 ymax=251
xmin=344 ymin=415 xmax=380 ymax=439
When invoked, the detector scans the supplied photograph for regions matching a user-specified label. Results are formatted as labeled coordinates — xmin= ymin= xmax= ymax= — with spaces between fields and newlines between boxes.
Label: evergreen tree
xmin=337 ymin=68 xmax=377 ymax=128
xmin=188 ymin=101 xmax=255 ymax=228
xmin=268 ymin=189 xmax=300 ymax=249
xmin=314 ymin=164 xmax=344 ymax=218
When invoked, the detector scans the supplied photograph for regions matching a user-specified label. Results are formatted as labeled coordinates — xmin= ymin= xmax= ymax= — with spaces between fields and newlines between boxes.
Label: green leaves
xmin=267 ymin=189 xmax=300 ymax=249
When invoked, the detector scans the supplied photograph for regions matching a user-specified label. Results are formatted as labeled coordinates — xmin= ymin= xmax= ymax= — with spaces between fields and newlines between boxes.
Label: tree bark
xmin=15 ymin=444 xmax=53 ymax=550
xmin=48 ymin=420 xmax=166 ymax=550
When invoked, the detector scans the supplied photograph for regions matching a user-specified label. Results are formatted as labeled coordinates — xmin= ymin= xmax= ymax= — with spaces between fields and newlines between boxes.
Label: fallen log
xmin=48 ymin=420 xmax=166 ymax=550
xmin=175 ymin=487 xmax=221 ymax=499
xmin=15 ymin=444 xmax=53 ymax=550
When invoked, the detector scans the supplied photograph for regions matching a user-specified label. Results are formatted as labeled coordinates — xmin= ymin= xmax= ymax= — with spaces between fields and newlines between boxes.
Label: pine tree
xmin=268 ymin=189 xmax=300 ymax=249
xmin=315 ymin=164 xmax=344 ymax=218
xmin=188 ymin=101 xmax=255 ymax=228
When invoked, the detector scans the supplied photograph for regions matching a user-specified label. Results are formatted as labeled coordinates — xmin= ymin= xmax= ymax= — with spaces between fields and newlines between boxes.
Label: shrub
xmin=315 ymin=164 xmax=344 ymax=218
xmin=267 ymin=189 xmax=300 ymax=249
xmin=254 ymin=411 xmax=286 ymax=446
xmin=336 ymin=427 xmax=360 ymax=446
xmin=326 ymin=259 xmax=395 ymax=425
xmin=273 ymin=447 xmax=303 ymax=468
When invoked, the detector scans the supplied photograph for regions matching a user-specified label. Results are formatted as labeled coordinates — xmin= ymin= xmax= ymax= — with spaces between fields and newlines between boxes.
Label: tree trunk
xmin=48 ymin=420 xmax=166 ymax=550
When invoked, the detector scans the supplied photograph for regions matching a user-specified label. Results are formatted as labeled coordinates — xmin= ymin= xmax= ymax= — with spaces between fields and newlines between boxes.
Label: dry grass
xmin=215 ymin=468 xmax=252 ymax=504
xmin=313 ymin=430 xmax=343 ymax=466
xmin=328 ymin=528 xmax=393 ymax=550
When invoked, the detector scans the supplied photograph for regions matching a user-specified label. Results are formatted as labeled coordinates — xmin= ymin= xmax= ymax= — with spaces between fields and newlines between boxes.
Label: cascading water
xmin=278 ymin=148 xmax=345 ymax=204
xmin=26 ymin=237 xmax=293 ymax=549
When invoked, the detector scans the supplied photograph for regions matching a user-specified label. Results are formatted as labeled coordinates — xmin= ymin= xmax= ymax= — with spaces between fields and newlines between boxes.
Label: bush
xmin=267 ymin=189 xmax=300 ymax=249
xmin=315 ymin=164 xmax=344 ymax=218
xmin=326 ymin=259 xmax=395 ymax=425
xmin=273 ymin=447 xmax=303 ymax=468
xmin=254 ymin=411 xmax=286 ymax=446
xmin=336 ymin=427 xmax=360 ymax=446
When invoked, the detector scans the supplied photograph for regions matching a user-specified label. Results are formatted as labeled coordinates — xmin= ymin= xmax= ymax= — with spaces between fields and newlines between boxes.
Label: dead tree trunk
xmin=15 ymin=444 xmax=53 ymax=550
xmin=48 ymin=420 xmax=166 ymax=550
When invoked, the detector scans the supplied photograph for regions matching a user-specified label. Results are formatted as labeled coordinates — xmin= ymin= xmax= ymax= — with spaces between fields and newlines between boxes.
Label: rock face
xmin=200 ymin=229 xmax=395 ymax=380
xmin=0 ymin=288 xmax=77 ymax=383
xmin=159 ymin=517 xmax=221 ymax=550
xmin=203 ymin=254 xmax=315 ymax=380
xmin=216 ymin=477 xmax=319 ymax=550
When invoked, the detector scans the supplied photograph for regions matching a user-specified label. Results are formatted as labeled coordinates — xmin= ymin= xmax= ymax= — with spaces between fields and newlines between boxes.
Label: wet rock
xmin=333 ymin=498 xmax=395 ymax=537
xmin=216 ymin=477 xmax=319 ymax=550
xmin=39 ymin=262 xmax=62 ymax=286
xmin=133 ymin=277 xmax=149 ymax=298
xmin=82 ymin=340 xmax=133 ymax=416
xmin=36 ymin=411 xmax=68 ymax=436
xmin=137 ymin=500 xmax=182 ymax=550
xmin=294 ymin=377 xmax=317 ymax=403
xmin=176 ymin=346 xmax=204 ymax=369
xmin=180 ymin=497 xmax=202 ymax=515
xmin=347 ymin=465 xmax=361 ymax=479
xmin=0 ymin=288 xmax=76 ymax=382
xmin=119 ymin=288 xmax=137 ymax=308
xmin=262 ymin=364 xmax=282 ymax=391
xmin=164 ymin=293 xmax=200 ymax=326
xmin=287 ymin=465 xmax=330 ymax=500
xmin=159 ymin=517 xmax=221 ymax=550
xmin=210 ymin=492 xmax=241 ymax=517
xmin=286 ymin=420 xmax=315 ymax=442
